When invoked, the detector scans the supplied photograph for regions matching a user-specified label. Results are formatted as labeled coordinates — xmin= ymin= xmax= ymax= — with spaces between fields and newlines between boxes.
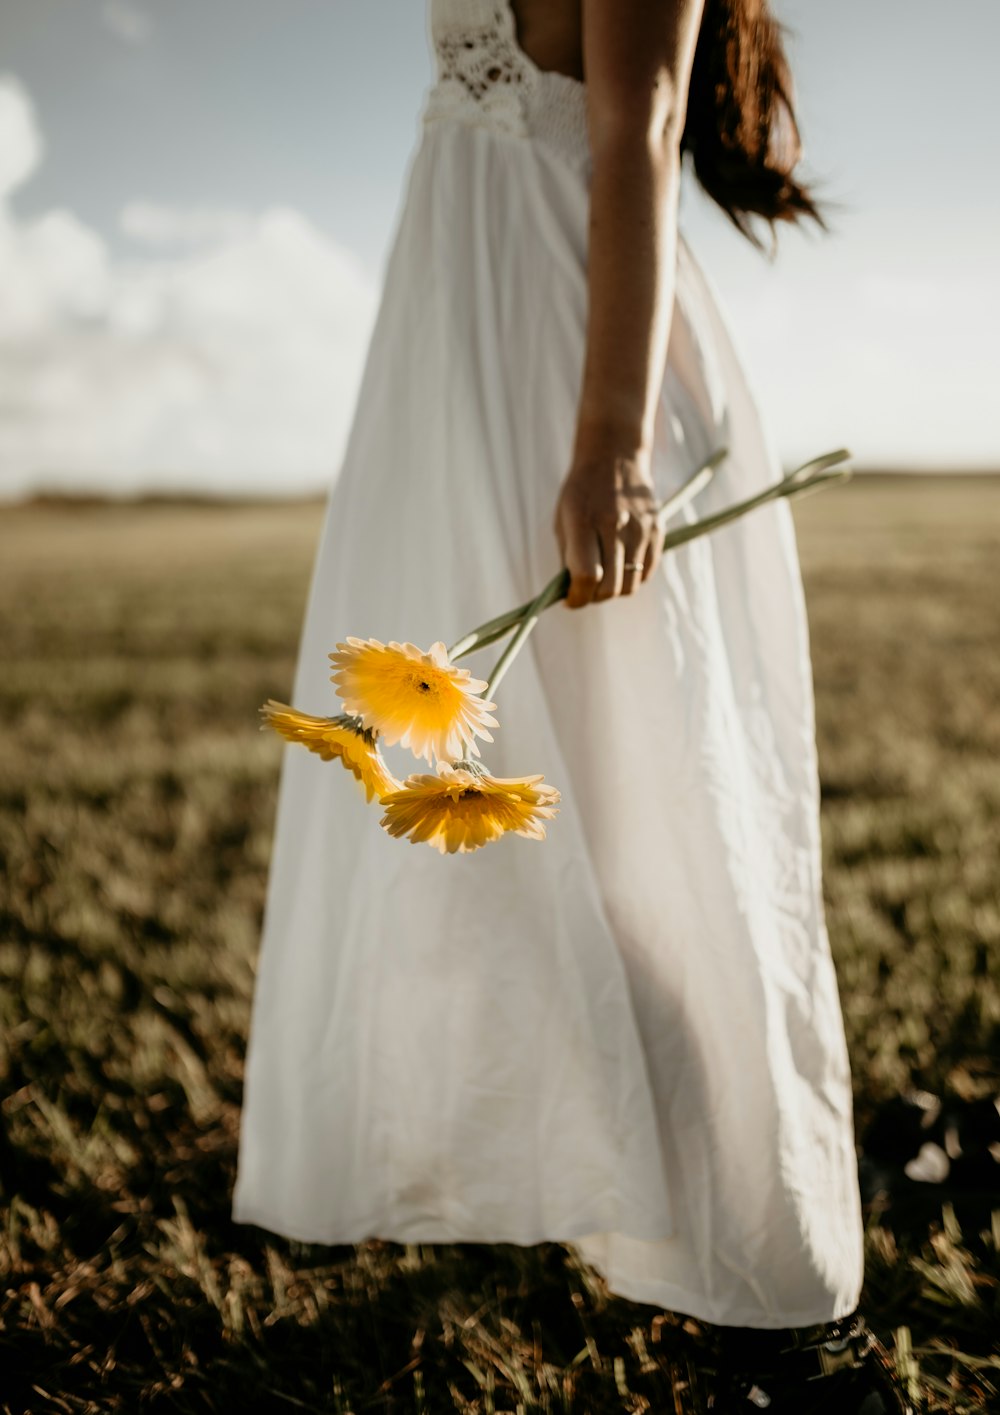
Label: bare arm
xmin=553 ymin=0 xmax=705 ymax=608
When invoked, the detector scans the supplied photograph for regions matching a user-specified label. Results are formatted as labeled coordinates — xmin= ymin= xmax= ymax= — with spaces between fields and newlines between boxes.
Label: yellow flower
xmin=260 ymin=700 xmax=401 ymax=803
xmin=379 ymin=759 xmax=560 ymax=854
xmin=328 ymin=636 xmax=499 ymax=766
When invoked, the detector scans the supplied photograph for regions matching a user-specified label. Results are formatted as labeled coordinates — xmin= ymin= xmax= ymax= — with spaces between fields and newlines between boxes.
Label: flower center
xmin=451 ymin=758 xmax=488 ymax=778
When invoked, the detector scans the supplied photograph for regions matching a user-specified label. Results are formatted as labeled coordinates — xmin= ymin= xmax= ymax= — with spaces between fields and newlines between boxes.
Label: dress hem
xmin=230 ymin=1202 xmax=861 ymax=1331
xmin=230 ymin=1199 xmax=673 ymax=1248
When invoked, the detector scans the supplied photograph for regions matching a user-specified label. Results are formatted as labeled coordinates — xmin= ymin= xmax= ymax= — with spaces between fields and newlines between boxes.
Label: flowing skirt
xmin=232 ymin=116 xmax=865 ymax=1328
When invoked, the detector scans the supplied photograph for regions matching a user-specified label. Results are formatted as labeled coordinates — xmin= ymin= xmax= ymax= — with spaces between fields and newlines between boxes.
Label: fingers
xmin=622 ymin=519 xmax=656 ymax=596
xmin=553 ymin=456 xmax=663 ymax=610
xmin=641 ymin=527 xmax=664 ymax=582
xmin=562 ymin=516 xmax=603 ymax=609
xmin=592 ymin=519 xmax=622 ymax=602
xmin=594 ymin=513 xmax=651 ymax=601
xmin=626 ymin=521 xmax=663 ymax=591
xmin=621 ymin=552 xmax=644 ymax=596
xmin=562 ymin=516 xmax=655 ymax=608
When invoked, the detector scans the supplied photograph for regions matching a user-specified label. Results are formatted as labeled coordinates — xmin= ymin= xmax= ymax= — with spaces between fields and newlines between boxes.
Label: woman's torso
xmin=507 ymin=0 xmax=584 ymax=83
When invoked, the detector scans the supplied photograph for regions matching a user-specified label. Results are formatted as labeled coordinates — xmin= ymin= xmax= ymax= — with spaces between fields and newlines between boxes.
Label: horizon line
xmin=3 ymin=465 xmax=1000 ymax=511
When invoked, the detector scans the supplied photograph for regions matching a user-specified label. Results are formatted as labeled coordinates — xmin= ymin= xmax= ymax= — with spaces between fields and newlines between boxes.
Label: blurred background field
xmin=1 ymin=476 xmax=999 ymax=1412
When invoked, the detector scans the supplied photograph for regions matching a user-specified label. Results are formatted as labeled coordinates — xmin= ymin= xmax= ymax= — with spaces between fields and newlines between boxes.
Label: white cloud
xmin=0 ymin=79 xmax=380 ymax=498
xmin=101 ymin=1 xmax=153 ymax=46
xmin=0 ymin=72 xmax=42 ymax=200
xmin=121 ymin=201 xmax=256 ymax=248
xmin=684 ymin=195 xmax=1000 ymax=470
xmin=0 ymin=208 xmax=110 ymax=338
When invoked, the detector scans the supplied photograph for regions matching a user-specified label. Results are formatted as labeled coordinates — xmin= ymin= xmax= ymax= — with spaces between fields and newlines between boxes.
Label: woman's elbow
xmin=586 ymin=83 xmax=687 ymax=160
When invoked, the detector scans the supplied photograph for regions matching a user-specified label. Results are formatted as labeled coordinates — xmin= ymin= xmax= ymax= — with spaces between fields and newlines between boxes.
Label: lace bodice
xmin=422 ymin=0 xmax=591 ymax=173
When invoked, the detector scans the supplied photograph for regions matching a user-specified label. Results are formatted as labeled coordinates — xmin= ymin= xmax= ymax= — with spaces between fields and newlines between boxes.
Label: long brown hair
xmin=681 ymin=0 xmax=823 ymax=247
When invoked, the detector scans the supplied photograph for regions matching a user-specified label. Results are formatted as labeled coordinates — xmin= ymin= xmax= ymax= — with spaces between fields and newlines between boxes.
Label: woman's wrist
xmin=571 ymin=412 xmax=655 ymax=467
xmin=562 ymin=446 xmax=654 ymax=501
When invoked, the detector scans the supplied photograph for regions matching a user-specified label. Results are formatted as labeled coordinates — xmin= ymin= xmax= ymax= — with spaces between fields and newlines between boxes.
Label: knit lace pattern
xmin=422 ymin=0 xmax=591 ymax=172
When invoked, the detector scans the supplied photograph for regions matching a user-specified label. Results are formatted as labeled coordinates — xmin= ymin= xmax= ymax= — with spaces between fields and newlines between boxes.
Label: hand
xmin=552 ymin=450 xmax=664 ymax=609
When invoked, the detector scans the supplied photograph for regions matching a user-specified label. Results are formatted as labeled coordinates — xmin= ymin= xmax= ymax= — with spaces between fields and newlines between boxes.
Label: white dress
xmin=232 ymin=0 xmax=865 ymax=1329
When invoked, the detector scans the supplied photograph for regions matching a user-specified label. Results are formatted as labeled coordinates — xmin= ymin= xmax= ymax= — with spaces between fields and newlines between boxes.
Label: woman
xmin=233 ymin=2 xmax=909 ymax=1409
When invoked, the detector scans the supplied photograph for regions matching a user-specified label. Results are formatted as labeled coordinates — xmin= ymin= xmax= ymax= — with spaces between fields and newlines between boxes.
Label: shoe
xmin=704 ymin=1311 xmax=915 ymax=1414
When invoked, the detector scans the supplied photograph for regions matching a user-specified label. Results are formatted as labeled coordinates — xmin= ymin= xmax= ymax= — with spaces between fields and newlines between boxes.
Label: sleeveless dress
xmin=232 ymin=0 xmax=866 ymax=1328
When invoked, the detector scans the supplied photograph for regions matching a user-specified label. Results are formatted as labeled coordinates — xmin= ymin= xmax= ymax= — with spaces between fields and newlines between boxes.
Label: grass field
xmin=1 ymin=477 xmax=999 ymax=1412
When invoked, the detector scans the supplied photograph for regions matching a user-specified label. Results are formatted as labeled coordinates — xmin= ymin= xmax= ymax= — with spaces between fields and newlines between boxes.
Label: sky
xmin=0 ymin=0 xmax=997 ymax=498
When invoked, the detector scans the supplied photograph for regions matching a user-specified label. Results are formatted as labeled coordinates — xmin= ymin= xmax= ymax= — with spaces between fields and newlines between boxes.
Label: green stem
xmin=660 ymin=464 xmax=851 ymax=553
xmin=447 ymin=446 xmax=727 ymax=662
xmin=656 ymin=445 xmax=728 ymax=530
xmin=780 ymin=470 xmax=854 ymax=506
xmin=785 ymin=447 xmax=852 ymax=483
xmin=448 ymin=604 xmax=532 ymax=661
xmin=451 ymin=568 xmax=568 ymax=661
xmin=483 ymin=572 xmax=568 ymax=698
xmin=457 ymin=447 xmax=852 ymax=697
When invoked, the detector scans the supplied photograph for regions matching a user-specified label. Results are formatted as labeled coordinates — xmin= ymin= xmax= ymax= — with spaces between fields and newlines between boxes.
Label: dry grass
xmin=1 ymin=477 xmax=999 ymax=1412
